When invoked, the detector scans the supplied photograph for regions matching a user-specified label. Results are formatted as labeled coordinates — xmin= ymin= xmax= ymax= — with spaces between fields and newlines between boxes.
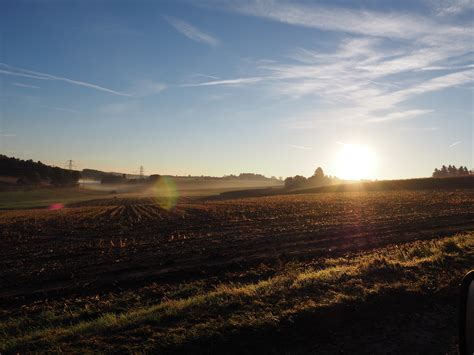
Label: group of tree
xmin=96 ymin=170 xmax=281 ymax=184
xmin=221 ymin=173 xmax=280 ymax=181
xmin=284 ymin=167 xmax=338 ymax=190
xmin=101 ymin=173 xmax=162 ymax=185
xmin=0 ymin=155 xmax=80 ymax=186
xmin=82 ymin=168 xmax=110 ymax=181
xmin=100 ymin=174 xmax=128 ymax=185
xmin=432 ymin=165 xmax=471 ymax=178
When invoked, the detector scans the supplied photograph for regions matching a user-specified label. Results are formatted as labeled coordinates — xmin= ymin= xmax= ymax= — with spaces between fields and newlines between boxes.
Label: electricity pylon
xmin=66 ymin=160 xmax=75 ymax=170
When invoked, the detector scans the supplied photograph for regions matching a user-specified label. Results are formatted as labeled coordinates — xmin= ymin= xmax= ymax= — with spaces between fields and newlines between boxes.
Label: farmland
xmin=1 ymin=189 xmax=473 ymax=352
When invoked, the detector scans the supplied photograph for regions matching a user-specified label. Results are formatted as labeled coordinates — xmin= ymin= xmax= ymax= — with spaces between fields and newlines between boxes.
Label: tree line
xmin=284 ymin=167 xmax=339 ymax=190
xmin=0 ymin=155 xmax=80 ymax=186
xmin=432 ymin=165 xmax=471 ymax=178
xmin=100 ymin=172 xmax=281 ymax=185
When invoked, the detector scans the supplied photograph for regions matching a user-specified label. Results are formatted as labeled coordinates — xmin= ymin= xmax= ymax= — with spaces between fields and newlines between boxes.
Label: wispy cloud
xmin=420 ymin=64 xmax=474 ymax=71
xmin=0 ymin=63 xmax=130 ymax=96
xmin=258 ymin=37 xmax=473 ymax=103
xmin=0 ymin=131 xmax=16 ymax=137
xmin=287 ymin=144 xmax=312 ymax=150
xmin=190 ymin=73 xmax=221 ymax=80
xmin=129 ymin=79 xmax=167 ymax=96
xmin=429 ymin=0 xmax=474 ymax=16
xmin=226 ymin=0 xmax=469 ymax=40
xmin=190 ymin=1 xmax=473 ymax=127
xmin=449 ymin=141 xmax=462 ymax=147
xmin=12 ymin=82 xmax=40 ymax=89
xmin=164 ymin=16 xmax=219 ymax=46
xmin=398 ymin=126 xmax=439 ymax=131
xmin=372 ymin=69 xmax=474 ymax=109
xmin=181 ymin=77 xmax=263 ymax=87
xmin=366 ymin=110 xmax=434 ymax=123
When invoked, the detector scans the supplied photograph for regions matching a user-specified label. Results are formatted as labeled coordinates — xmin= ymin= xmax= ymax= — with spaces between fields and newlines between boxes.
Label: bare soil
xmin=1 ymin=190 xmax=472 ymax=302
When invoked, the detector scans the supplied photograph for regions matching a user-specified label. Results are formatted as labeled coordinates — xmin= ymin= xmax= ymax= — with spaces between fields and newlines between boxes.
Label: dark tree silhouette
xmin=0 ymin=155 xmax=80 ymax=186
xmin=284 ymin=175 xmax=307 ymax=189
xmin=314 ymin=167 xmax=324 ymax=178
xmin=432 ymin=164 xmax=472 ymax=178
xmin=285 ymin=167 xmax=339 ymax=190
xmin=148 ymin=174 xmax=161 ymax=184
xmin=101 ymin=174 xmax=126 ymax=185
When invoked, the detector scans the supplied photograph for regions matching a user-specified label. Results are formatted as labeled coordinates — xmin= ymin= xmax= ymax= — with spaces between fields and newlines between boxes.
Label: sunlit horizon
xmin=334 ymin=143 xmax=377 ymax=181
xmin=1 ymin=2 xmax=473 ymax=353
xmin=0 ymin=0 xmax=472 ymax=180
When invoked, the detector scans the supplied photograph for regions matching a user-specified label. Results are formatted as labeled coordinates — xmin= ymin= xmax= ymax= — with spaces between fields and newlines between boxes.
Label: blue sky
xmin=0 ymin=0 xmax=472 ymax=179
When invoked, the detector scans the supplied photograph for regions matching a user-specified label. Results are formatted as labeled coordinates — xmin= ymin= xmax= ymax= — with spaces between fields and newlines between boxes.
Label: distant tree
xmin=441 ymin=165 xmax=448 ymax=177
xmin=459 ymin=166 xmax=469 ymax=176
xmin=238 ymin=173 xmax=267 ymax=180
xmin=314 ymin=167 xmax=325 ymax=178
xmin=0 ymin=154 xmax=80 ymax=186
xmin=284 ymin=166 xmax=338 ymax=190
xmin=307 ymin=166 xmax=336 ymax=187
xmin=82 ymin=169 xmax=108 ymax=181
xmin=284 ymin=175 xmax=307 ymax=189
xmin=101 ymin=174 xmax=125 ymax=185
xmin=432 ymin=164 xmax=473 ymax=178
xmin=148 ymin=174 xmax=161 ymax=184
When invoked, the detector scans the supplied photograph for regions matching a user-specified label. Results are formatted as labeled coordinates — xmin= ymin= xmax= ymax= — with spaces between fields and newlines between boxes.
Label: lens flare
xmin=48 ymin=203 xmax=64 ymax=210
xmin=151 ymin=176 xmax=179 ymax=210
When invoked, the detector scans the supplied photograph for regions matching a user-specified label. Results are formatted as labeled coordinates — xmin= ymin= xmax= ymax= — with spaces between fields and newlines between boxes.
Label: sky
xmin=0 ymin=0 xmax=472 ymax=179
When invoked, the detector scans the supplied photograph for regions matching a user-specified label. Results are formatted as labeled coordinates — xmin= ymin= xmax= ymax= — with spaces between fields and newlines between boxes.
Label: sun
xmin=335 ymin=143 xmax=376 ymax=180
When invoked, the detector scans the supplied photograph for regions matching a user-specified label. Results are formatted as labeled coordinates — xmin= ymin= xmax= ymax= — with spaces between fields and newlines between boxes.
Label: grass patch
xmin=0 ymin=187 xmax=109 ymax=209
xmin=1 ymin=232 xmax=473 ymax=352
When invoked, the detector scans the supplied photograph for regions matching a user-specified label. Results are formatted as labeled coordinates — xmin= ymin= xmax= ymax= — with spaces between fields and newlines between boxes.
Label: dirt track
xmin=1 ymin=190 xmax=473 ymax=303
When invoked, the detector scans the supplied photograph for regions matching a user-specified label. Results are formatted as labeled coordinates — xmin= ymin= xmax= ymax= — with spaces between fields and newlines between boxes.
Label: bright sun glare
xmin=335 ymin=144 xmax=376 ymax=180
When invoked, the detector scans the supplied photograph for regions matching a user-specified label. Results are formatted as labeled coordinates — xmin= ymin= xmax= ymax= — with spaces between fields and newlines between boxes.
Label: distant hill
xmin=296 ymin=176 xmax=474 ymax=194
xmin=82 ymin=169 xmax=120 ymax=181
xmin=218 ymin=176 xmax=474 ymax=199
xmin=0 ymin=155 xmax=80 ymax=187
xmin=81 ymin=168 xmax=281 ymax=185
xmin=81 ymin=169 xmax=143 ymax=181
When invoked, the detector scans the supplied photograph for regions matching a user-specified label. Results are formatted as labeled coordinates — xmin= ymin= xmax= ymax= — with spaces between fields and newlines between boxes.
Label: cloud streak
xmin=189 ymin=1 xmax=473 ymax=127
xmin=129 ymin=79 xmax=167 ymax=96
xmin=287 ymin=144 xmax=312 ymax=150
xmin=181 ymin=77 xmax=263 ymax=87
xmin=12 ymin=82 xmax=40 ymax=89
xmin=0 ymin=63 xmax=130 ymax=96
xmin=227 ymin=0 xmax=470 ymax=40
xmin=366 ymin=109 xmax=434 ymax=123
xmin=0 ymin=132 xmax=16 ymax=137
xmin=430 ymin=0 xmax=474 ymax=16
xmin=164 ymin=16 xmax=219 ymax=46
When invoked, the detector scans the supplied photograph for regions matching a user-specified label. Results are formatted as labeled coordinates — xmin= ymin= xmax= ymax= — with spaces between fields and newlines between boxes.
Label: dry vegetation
xmin=0 ymin=189 xmax=473 ymax=353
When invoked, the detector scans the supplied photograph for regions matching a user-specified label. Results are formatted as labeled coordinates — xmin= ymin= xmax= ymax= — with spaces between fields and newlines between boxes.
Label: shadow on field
xmin=166 ymin=287 xmax=458 ymax=354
